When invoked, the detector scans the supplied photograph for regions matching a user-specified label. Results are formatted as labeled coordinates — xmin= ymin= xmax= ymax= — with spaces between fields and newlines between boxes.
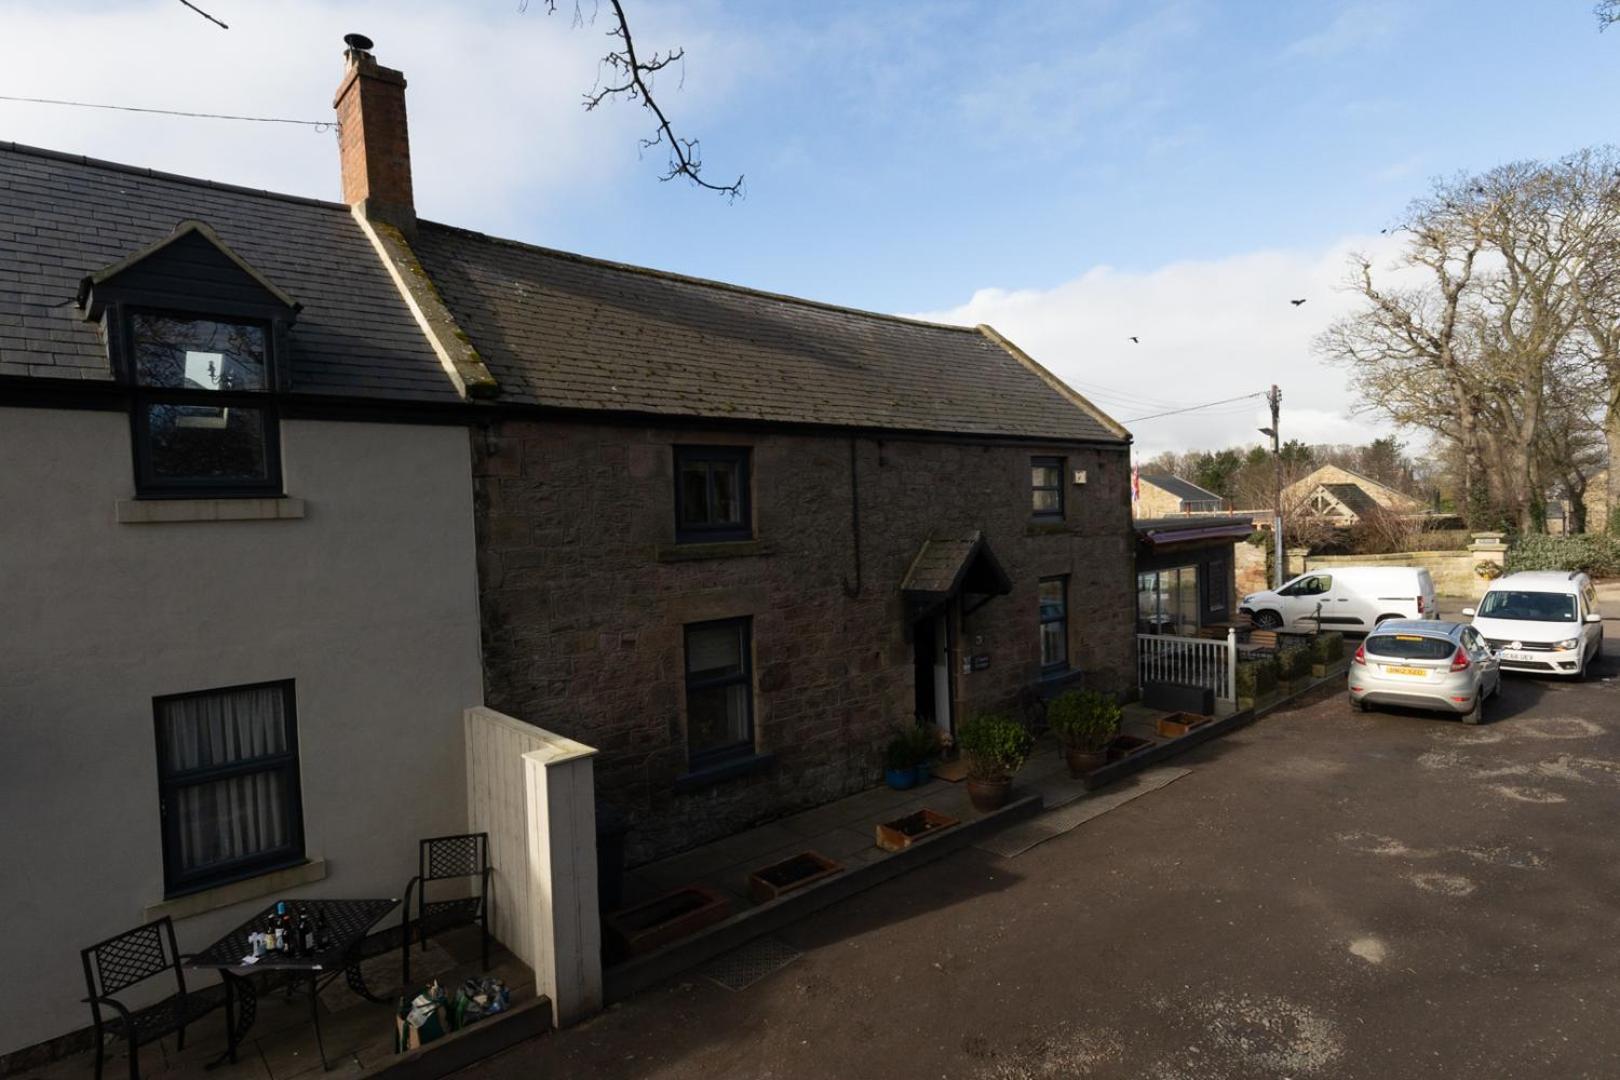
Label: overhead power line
xmin=1122 ymin=391 xmax=1268 ymax=424
xmin=0 ymin=94 xmax=334 ymax=131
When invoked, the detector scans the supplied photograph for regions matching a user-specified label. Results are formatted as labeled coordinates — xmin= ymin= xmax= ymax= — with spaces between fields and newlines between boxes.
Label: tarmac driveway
xmin=477 ymin=634 xmax=1620 ymax=1079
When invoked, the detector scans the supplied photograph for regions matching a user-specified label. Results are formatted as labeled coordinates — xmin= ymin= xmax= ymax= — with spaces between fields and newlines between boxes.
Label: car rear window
xmin=1365 ymin=634 xmax=1455 ymax=660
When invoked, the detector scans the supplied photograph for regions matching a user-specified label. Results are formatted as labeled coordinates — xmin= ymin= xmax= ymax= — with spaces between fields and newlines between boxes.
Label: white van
xmin=1241 ymin=566 xmax=1438 ymax=633
xmin=1463 ymin=571 xmax=1604 ymax=679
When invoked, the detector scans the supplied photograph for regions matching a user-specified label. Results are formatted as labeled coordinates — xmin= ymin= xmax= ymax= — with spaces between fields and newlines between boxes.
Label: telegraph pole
xmin=1259 ymin=385 xmax=1284 ymax=588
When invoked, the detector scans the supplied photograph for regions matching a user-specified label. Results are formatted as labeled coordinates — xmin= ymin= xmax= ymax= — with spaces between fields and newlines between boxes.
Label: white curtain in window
xmin=159 ymin=685 xmax=289 ymax=872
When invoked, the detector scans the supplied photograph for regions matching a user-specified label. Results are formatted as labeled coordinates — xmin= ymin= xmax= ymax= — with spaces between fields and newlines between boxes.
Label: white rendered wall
xmin=0 ymin=407 xmax=485 ymax=1055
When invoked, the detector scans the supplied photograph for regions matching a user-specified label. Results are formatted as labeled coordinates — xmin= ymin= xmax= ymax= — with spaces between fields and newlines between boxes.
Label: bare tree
xmin=1319 ymin=152 xmax=1620 ymax=533
xmin=1317 ymin=181 xmax=1488 ymax=519
xmin=532 ymin=0 xmax=743 ymax=198
xmin=1599 ymin=1 xmax=1620 ymax=28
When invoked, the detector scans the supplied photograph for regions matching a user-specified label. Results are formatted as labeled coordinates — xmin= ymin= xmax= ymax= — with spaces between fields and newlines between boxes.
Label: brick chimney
xmin=332 ymin=34 xmax=415 ymax=234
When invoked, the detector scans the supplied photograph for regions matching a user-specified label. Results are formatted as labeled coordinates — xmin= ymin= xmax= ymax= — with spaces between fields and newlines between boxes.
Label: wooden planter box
xmin=875 ymin=808 xmax=960 ymax=852
xmin=603 ymin=885 xmax=732 ymax=961
xmin=746 ymin=850 xmax=843 ymax=904
xmin=1105 ymin=734 xmax=1155 ymax=762
xmin=1156 ymin=712 xmax=1212 ymax=739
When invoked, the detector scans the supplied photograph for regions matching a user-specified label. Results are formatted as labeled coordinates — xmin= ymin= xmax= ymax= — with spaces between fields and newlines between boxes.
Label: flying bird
xmin=1129 ymin=336 xmax=1140 ymax=344
xmin=1289 ymin=299 xmax=1307 ymax=307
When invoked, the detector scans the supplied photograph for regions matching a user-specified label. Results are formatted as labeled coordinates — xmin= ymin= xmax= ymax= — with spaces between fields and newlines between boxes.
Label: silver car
xmin=1347 ymin=619 xmax=1501 ymax=724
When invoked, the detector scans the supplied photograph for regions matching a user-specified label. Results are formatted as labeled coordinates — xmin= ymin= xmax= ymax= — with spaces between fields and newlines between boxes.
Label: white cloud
xmin=1284 ymin=2 xmax=1405 ymax=59
xmin=906 ymin=234 xmax=1414 ymax=459
xmin=0 ymin=0 xmax=741 ymax=234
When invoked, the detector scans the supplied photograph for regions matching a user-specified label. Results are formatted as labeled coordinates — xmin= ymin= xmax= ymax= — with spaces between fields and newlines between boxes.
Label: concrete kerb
xmin=1084 ymin=664 xmax=1347 ymax=791
xmin=602 ymin=793 xmax=1044 ymax=1004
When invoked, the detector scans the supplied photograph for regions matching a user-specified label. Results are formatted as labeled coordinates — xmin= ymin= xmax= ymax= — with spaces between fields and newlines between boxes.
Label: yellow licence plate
xmin=1385 ymin=666 xmax=1427 ymax=677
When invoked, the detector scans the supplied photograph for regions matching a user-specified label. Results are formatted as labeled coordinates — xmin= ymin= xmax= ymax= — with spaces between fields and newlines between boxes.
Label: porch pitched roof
xmin=900 ymin=530 xmax=1012 ymax=601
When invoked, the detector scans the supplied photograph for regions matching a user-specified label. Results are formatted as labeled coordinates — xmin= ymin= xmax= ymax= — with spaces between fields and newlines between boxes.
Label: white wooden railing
xmin=1136 ymin=629 xmax=1237 ymax=708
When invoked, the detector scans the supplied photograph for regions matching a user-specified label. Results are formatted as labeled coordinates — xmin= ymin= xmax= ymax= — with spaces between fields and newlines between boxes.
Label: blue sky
xmin=3 ymin=1 xmax=1618 ymax=453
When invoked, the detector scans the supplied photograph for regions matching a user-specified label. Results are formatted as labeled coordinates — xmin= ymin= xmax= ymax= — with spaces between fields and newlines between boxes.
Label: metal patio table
xmin=186 ymin=897 xmax=398 ymax=1071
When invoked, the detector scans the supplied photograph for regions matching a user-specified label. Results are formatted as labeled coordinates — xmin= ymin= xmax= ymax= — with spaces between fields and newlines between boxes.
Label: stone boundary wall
xmin=1299 ymin=534 xmax=1508 ymax=599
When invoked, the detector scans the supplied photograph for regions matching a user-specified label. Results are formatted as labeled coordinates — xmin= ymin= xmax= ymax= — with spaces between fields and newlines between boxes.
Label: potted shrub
xmin=1046 ymin=689 xmax=1120 ymax=778
xmin=907 ymin=725 xmax=938 ymax=786
xmin=956 ymin=710 xmax=1034 ymax=812
xmin=883 ymin=727 xmax=928 ymax=790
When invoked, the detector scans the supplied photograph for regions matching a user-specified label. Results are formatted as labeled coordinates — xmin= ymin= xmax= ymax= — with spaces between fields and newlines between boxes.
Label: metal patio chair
xmin=80 ymin=916 xmax=224 ymax=1080
xmin=402 ymin=832 xmax=491 ymax=985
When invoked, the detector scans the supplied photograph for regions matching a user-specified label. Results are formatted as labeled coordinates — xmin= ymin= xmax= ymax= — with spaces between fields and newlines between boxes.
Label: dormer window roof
xmin=77 ymin=219 xmax=301 ymax=324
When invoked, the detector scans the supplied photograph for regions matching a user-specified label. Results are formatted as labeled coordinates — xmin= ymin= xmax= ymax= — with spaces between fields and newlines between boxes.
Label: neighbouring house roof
xmin=1319 ymin=482 xmax=1380 ymax=517
xmin=900 ymin=531 xmax=1013 ymax=602
xmin=1283 ymin=464 xmax=1421 ymax=513
xmin=0 ymin=143 xmax=456 ymax=402
xmin=1140 ymin=473 xmax=1223 ymax=503
xmin=1135 ymin=514 xmax=1255 ymax=549
xmin=408 ymin=223 xmax=1127 ymax=441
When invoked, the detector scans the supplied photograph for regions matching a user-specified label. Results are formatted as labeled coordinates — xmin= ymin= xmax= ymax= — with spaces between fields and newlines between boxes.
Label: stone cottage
xmin=320 ymin=41 xmax=1138 ymax=862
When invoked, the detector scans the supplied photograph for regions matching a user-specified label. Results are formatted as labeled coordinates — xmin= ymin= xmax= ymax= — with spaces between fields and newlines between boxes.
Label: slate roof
xmin=0 ymin=143 xmax=455 ymax=401
xmin=0 ymin=141 xmax=1126 ymax=440
xmin=1141 ymin=473 xmax=1223 ymax=503
xmin=410 ymin=223 xmax=1125 ymax=441
xmin=899 ymin=531 xmax=1012 ymax=599
xmin=1321 ymin=483 xmax=1379 ymax=516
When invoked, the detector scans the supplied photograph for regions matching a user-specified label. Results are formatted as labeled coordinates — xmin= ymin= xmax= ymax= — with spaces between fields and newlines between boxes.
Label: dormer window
xmin=77 ymin=220 xmax=301 ymax=500
xmin=130 ymin=311 xmax=281 ymax=497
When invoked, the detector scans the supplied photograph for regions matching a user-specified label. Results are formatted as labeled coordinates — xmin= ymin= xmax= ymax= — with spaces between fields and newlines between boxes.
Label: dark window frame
xmin=1031 ymin=456 xmax=1065 ymax=519
xmin=152 ymin=679 xmax=305 ymax=897
xmin=1039 ymin=575 xmax=1070 ymax=672
xmin=674 ymin=445 xmax=753 ymax=543
xmin=682 ymin=616 xmax=757 ymax=770
xmin=124 ymin=307 xmax=284 ymax=500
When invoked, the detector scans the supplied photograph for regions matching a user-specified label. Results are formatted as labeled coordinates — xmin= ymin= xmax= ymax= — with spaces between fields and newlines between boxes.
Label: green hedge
xmin=1278 ymin=645 xmax=1313 ymax=681
xmin=1237 ymin=657 xmax=1280 ymax=699
xmin=1505 ymin=534 xmax=1620 ymax=578
xmin=1311 ymin=632 xmax=1345 ymax=664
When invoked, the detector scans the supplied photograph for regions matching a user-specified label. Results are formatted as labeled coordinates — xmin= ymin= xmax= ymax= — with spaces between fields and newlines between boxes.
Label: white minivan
xmin=1241 ymin=566 xmax=1438 ymax=633
xmin=1463 ymin=571 xmax=1605 ymax=679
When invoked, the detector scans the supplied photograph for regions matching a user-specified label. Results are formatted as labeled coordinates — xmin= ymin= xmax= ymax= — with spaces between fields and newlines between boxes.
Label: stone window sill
xmin=657 ymin=539 xmax=775 ymax=563
xmin=143 ymin=857 xmax=326 ymax=922
xmin=674 ymin=752 xmax=776 ymax=792
xmin=116 ymin=497 xmax=306 ymax=524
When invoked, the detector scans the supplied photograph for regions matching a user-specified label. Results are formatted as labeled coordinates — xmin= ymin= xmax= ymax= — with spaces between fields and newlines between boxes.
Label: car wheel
xmin=1462 ymin=694 xmax=1484 ymax=725
xmin=1348 ymin=696 xmax=1366 ymax=713
xmin=1254 ymin=610 xmax=1283 ymax=630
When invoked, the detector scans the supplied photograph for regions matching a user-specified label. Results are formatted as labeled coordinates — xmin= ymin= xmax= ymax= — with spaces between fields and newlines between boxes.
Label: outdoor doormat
xmin=1156 ymin=712 xmax=1213 ymax=739
xmin=875 ymin=808 xmax=961 ymax=852
xmin=603 ymin=885 xmax=733 ymax=962
xmin=702 ymin=936 xmax=804 ymax=992
xmin=975 ymin=767 xmax=1191 ymax=859
xmin=747 ymin=851 xmax=844 ymax=904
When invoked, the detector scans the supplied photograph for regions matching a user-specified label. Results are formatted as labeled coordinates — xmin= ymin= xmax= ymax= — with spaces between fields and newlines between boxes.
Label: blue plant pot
xmin=912 ymin=762 xmax=933 ymax=787
xmin=885 ymin=767 xmax=919 ymax=790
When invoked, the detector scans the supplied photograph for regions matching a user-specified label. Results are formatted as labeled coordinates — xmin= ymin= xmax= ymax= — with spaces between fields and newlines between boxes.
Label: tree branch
xmin=176 ymin=0 xmax=228 ymax=29
xmin=533 ymin=0 xmax=743 ymax=198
